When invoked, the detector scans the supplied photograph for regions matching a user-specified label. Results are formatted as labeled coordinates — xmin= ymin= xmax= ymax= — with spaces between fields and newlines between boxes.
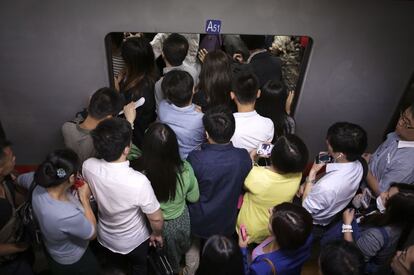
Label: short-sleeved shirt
xmin=62 ymin=118 xmax=96 ymax=164
xmin=159 ymin=161 xmax=199 ymax=220
xmin=187 ymin=142 xmax=252 ymax=239
xmin=17 ymin=172 xmax=94 ymax=265
xmin=82 ymin=158 xmax=160 ymax=254
xmin=237 ymin=166 xmax=302 ymax=243
xmin=231 ymin=111 xmax=274 ymax=153
xmin=369 ymin=132 xmax=414 ymax=192
xmin=158 ymin=101 xmax=205 ymax=159
xmin=303 ymin=161 xmax=363 ymax=226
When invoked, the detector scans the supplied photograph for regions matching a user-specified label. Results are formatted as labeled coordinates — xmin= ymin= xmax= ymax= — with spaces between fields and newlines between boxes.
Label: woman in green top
xmin=133 ymin=122 xmax=200 ymax=273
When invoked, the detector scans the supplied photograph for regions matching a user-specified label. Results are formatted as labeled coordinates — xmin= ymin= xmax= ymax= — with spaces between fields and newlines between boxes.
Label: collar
xmin=76 ymin=120 xmax=91 ymax=134
xmin=167 ymin=102 xmax=195 ymax=112
xmin=202 ymin=142 xmax=234 ymax=151
xmin=325 ymin=161 xmax=358 ymax=173
xmin=163 ymin=64 xmax=185 ymax=75
xmin=103 ymin=159 xmax=130 ymax=168
xmin=398 ymin=140 xmax=414 ymax=149
xmin=247 ymin=49 xmax=267 ymax=63
xmin=234 ymin=110 xmax=257 ymax=117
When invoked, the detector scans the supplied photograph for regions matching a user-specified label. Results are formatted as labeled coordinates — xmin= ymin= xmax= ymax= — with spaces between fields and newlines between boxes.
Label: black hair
xmin=256 ymin=80 xmax=294 ymax=137
xmin=271 ymin=203 xmax=312 ymax=250
xmin=161 ymin=70 xmax=194 ymax=107
xmin=0 ymin=138 xmax=12 ymax=162
xmin=240 ymin=34 xmax=266 ymax=50
xmin=197 ymin=235 xmax=244 ymax=275
xmin=320 ymin=240 xmax=365 ymax=275
xmin=162 ymin=33 xmax=189 ymax=66
xmin=363 ymin=183 xmax=414 ymax=248
xmin=271 ymin=135 xmax=309 ymax=174
xmin=198 ymin=50 xmax=232 ymax=108
xmin=121 ymin=37 xmax=157 ymax=100
xmin=232 ymin=71 xmax=259 ymax=104
xmin=135 ymin=123 xmax=183 ymax=203
xmin=34 ymin=149 xmax=80 ymax=188
xmin=223 ymin=37 xmax=250 ymax=62
xmin=326 ymin=122 xmax=368 ymax=161
xmin=91 ymin=118 xmax=132 ymax=162
xmin=88 ymin=87 xmax=124 ymax=120
xmin=203 ymin=105 xmax=235 ymax=144
xmin=110 ymin=32 xmax=124 ymax=50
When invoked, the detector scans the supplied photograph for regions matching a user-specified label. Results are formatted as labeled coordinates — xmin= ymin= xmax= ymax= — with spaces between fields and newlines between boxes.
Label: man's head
xmin=88 ymin=87 xmax=124 ymax=120
xmin=161 ymin=70 xmax=194 ymax=107
xmin=203 ymin=105 xmax=235 ymax=144
xmin=396 ymin=104 xmax=414 ymax=141
xmin=326 ymin=122 xmax=367 ymax=162
xmin=91 ymin=118 xmax=132 ymax=162
xmin=231 ymin=71 xmax=260 ymax=105
xmin=240 ymin=35 xmax=266 ymax=51
xmin=271 ymin=135 xmax=309 ymax=174
xmin=162 ymin=33 xmax=189 ymax=67
xmin=0 ymin=139 xmax=15 ymax=177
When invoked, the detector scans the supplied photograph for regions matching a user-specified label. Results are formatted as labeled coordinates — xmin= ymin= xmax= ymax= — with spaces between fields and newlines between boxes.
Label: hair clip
xmin=56 ymin=168 xmax=67 ymax=178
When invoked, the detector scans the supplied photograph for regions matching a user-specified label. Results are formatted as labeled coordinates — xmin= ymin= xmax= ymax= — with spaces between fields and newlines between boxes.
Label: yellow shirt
xmin=236 ymin=166 xmax=302 ymax=244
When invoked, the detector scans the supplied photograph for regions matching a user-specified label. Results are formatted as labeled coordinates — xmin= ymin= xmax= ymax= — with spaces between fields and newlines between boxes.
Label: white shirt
xmin=231 ymin=111 xmax=274 ymax=153
xmin=303 ymin=161 xmax=363 ymax=226
xmin=82 ymin=158 xmax=160 ymax=254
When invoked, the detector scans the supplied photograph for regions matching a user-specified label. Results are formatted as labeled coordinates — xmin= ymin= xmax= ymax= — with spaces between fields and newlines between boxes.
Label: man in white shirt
xmin=83 ymin=118 xmax=163 ymax=275
xmin=301 ymin=122 xmax=367 ymax=238
xmin=230 ymin=71 xmax=274 ymax=153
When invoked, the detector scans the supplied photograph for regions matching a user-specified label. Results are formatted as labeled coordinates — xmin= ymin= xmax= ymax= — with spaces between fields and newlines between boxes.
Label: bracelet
xmin=130 ymin=123 xmax=134 ymax=130
xmin=342 ymin=224 xmax=352 ymax=230
xmin=342 ymin=229 xmax=353 ymax=233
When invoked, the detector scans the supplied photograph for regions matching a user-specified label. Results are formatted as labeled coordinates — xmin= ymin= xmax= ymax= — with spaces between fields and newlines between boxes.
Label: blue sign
xmin=205 ymin=20 xmax=222 ymax=34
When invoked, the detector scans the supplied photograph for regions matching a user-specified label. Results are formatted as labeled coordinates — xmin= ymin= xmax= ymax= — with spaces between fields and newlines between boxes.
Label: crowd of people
xmin=0 ymin=33 xmax=413 ymax=275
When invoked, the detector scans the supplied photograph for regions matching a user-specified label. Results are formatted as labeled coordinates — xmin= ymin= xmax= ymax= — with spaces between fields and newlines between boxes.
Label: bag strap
xmin=27 ymin=179 xmax=37 ymax=203
xmin=2 ymin=181 xmax=15 ymax=209
xmin=262 ymin=257 xmax=277 ymax=275
xmin=377 ymin=227 xmax=390 ymax=248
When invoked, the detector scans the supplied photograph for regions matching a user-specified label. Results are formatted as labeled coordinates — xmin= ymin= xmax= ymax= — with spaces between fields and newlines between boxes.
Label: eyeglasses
xmin=399 ymin=111 xmax=414 ymax=130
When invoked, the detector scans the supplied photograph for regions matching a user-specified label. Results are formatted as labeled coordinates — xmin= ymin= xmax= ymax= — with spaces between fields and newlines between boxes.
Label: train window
xmin=105 ymin=32 xmax=312 ymax=115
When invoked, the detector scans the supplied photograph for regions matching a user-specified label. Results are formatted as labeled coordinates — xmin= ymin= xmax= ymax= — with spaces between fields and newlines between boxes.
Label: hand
xmin=149 ymin=233 xmax=163 ymax=248
xmin=238 ymin=229 xmax=250 ymax=248
xmin=342 ymin=208 xmax=355 ymax=225
xmin=198 ymin=48 xmax=208 ymax=63
xmin=15 ymin=242 xmax=29 ymax=252
xmin=362 ymin=153 xmax=371 ymax=163
xmin=123 ymin=101 xmax=137 ymax=124
xmin=296 ymin=184 xmax=305 ymax=198
xmin=77 ymin=182 xmax=92 ymax=202
xmin=285 ymin=90 xmax=295 ymax=115
xmin=249 ymin=149 xmax=258 ymax=163
xmin=309 ymin=161 xmax=326 ymax=178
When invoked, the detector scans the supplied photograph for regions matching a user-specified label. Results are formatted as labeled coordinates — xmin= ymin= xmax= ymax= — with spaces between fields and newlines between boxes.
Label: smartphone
xmin=361 ymin=188 xmax=372 ymax=209
xmin=315 ymin=152 xmax=333 ymax=164
xmin=257 ymin=143 xmax=274 ymax=157
xmin=240 ymin=225 xmax=247 ymax=241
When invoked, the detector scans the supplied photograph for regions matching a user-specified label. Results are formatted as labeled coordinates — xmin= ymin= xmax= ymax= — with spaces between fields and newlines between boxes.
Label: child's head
xmin=231 ymin=71 xmax=259 ymax=105
xmin=203 ymin=105 xmax=235 ymax=144
xmin=270 ymin=135 xmax=309 ymax=174
xmin=269 ymin=202 xmax=312 ymax=250
xmin=161 ymin=70 xmax=194 ymax=107
xmin=162 ymin=33 xmax=189 ymax=67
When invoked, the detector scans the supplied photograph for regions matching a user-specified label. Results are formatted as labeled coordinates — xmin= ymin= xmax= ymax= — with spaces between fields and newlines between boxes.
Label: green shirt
xmin=160 ymin=161 xmax=200 ymax=220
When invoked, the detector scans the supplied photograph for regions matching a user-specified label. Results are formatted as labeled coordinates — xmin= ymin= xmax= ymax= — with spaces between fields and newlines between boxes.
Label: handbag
xmin=262 ymin=257 xmax=277 ymax=275
xmin=147 ymin=246 xmax=174 ymax=275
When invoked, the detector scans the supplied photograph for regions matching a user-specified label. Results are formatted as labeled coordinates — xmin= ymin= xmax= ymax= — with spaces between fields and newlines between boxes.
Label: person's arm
xmin=77 ymin=183 xmax=97 ymax=240
xmin=185 ymin=163 xmax=200 ymax=203
xmin=366 ymin=170 xmax=381 ymax=197
xmin=146 ymin=209 xmax=164 ymax=247
xmin=342 ymin=209 xmax=355 ymax=242
xmin=302 ymin=162 xmax=325 ymax=201
xmin=0 ymin=243 xmax=28 ymax=256
xmin=238 ymin=228 xmax=251 ymax=275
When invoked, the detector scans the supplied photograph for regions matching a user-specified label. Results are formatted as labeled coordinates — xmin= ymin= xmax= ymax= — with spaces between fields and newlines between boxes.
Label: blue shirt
xmin=187 ymin=142 xmax=252 ymax=239
xmin=369 ymin=132 xmax=414 ymax=192
xmin=158 ymin=100 xmax=205 ymax=159
xmin=242 ymin=235 xmax=313 ymax=275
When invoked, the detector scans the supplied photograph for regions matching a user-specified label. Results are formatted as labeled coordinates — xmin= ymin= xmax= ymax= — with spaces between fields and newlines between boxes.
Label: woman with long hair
xmin=342 ymin=183 xmax=414 ymax=274
xmin=132 ymin=123 xmax=199 ymax=273
xmin=239 ymin=202 xmax=313 ymax=275
xmin=255 ymin=80 xmax=295 ymax=141
xmin=115 ymin=36 xmax=158 ymax=147
xmin=193 ymin=50 xmax=233 ymax=111
xmin=19 ymin=149 xmax=98 ymax=274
